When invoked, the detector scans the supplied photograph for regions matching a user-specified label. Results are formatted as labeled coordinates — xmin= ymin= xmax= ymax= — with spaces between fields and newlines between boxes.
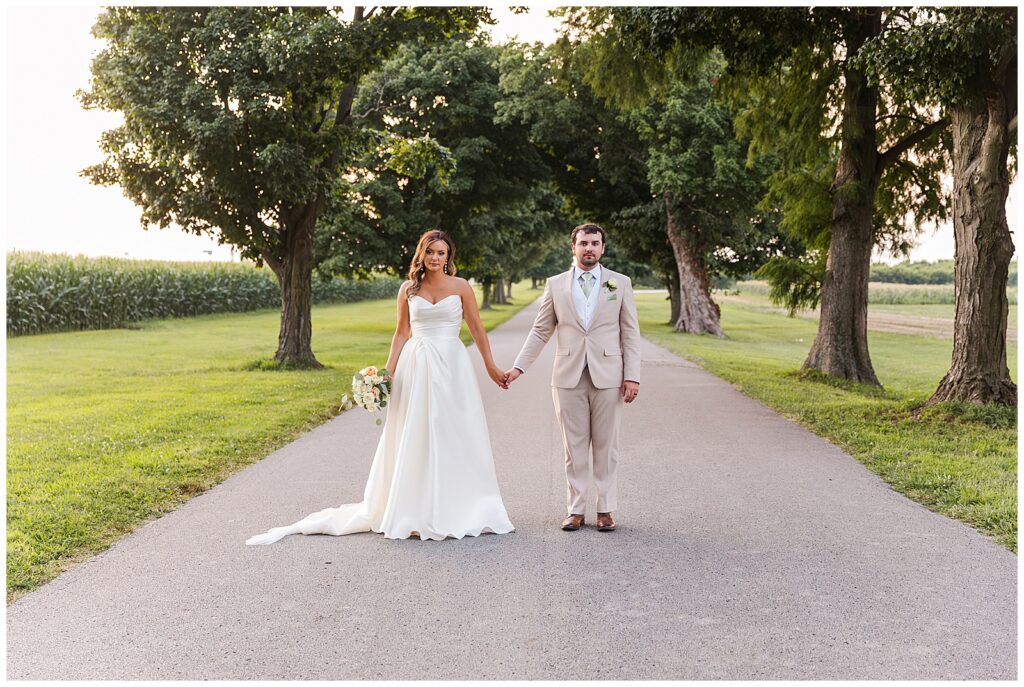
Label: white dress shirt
xmin=572 ymin=263 xmax=602 ymax=330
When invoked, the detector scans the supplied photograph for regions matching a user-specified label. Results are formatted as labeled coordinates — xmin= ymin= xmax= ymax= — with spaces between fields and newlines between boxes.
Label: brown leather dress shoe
xmin=596 ymin=512 xmax=616 ymax=531
xmin=561 ymin=514 xmax=585 ymax=531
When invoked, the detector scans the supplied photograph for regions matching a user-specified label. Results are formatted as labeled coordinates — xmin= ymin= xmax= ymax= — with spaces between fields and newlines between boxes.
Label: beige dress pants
xmin=551 ymin=365 xmax=622 ymax=515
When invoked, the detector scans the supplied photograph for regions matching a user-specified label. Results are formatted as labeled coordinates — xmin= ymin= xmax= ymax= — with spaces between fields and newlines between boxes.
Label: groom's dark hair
xmin=571 ymin=223 xmax=606 ymax=245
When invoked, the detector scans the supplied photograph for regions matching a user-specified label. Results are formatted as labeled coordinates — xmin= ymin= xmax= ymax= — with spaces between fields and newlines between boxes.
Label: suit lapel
xmin=563 ymin=270 xmax=585 ymax=331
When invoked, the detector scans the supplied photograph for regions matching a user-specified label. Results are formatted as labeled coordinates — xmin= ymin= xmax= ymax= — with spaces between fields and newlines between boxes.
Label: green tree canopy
xmin=316 ymin=38 xmax=563 ymax=305
xmin=584 ymin=7 xmax=950 ymax=382
xmin=78 ymin=6 xmax=489 ymax=365
xmin=499 ymin=40 xmax=783 ymax=333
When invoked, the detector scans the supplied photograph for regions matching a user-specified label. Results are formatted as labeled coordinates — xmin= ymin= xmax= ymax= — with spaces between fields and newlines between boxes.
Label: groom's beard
xmin=578 ymin=254 xmax=599 ymax=268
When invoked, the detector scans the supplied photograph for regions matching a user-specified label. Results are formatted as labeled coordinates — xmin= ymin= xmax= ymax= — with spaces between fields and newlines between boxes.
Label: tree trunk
xmin=664 ymin=195 xmax=724 ymax=336
xmin=269 ymin=203 xmax=323 ymax=368
xmin=532 ymin=276 xmax=538 ymax=289
xmin=666 ymin=269 xmax=681 ymax=326
xmin=930 ymin=88 xmax=1017 ymax=405
xmin=802 ymin=11 xmax=880 ymax=386
xmin=481 ymin=277 xmax=493 ymax=310
xmin=507 ymin=279 xmax=513 ymax=300
xmin=492 ymin=277 xmax=508 ymax=305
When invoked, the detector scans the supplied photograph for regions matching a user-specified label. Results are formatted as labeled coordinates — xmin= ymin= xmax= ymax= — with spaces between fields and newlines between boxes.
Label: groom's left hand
xmin=622 ymin=380 xmax=639 ymax=403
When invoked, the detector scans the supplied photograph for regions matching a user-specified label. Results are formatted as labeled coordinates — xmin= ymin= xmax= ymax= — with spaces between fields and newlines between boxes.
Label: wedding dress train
xmin=246 ymin=293 xmax=514 ymax=544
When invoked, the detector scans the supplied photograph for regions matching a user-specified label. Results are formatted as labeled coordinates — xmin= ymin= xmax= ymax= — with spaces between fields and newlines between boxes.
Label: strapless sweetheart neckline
xmin=412 ymin=294 xmax=460 ymax=306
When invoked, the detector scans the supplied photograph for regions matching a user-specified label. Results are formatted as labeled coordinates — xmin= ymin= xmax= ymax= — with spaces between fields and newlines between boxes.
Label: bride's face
xmin=423 ymin=240 xmax=449 ymax=274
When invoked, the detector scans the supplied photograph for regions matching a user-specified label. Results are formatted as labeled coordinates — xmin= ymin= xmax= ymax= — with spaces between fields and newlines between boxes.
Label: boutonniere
xmin=603 ymin=279 xmax=618 ymax=300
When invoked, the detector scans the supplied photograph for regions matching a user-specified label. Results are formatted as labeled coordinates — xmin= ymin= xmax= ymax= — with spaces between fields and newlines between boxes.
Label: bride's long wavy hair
xmin=406 ymin=230 xmax=458 ymax=299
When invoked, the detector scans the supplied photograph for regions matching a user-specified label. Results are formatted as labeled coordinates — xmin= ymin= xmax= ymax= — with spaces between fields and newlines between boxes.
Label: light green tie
xmin=581 ymin=271 xmax=594 ymax=299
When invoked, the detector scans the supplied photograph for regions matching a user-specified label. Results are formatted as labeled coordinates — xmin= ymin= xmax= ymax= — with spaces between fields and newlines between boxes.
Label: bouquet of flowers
xmin=340 ymin=365 xmax=391 ymax=425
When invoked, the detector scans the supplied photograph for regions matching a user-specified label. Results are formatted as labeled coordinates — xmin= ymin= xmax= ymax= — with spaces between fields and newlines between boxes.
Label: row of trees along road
xmin=570 ymin=6 xmax=1015 ymax=405
xmin=497 ymin=40 xmax=794 ymax=336
xmin=80 ymin=7 xmax=1016 ymax=406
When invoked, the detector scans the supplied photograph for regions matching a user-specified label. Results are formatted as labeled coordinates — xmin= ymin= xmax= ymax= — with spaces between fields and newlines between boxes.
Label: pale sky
xmin=3 ymin=6 xmax=1018 ymax=264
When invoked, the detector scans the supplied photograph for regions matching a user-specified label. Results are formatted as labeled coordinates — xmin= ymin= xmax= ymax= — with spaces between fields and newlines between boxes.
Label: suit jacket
xmin=514 ymin=266 xmax=641 ymax=389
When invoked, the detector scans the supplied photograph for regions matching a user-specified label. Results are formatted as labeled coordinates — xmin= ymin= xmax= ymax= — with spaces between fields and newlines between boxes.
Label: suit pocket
xmin=555 ymin=348 xmax=571 ymax=356
xmin=604 ymin=347 xmax=622 ymax=356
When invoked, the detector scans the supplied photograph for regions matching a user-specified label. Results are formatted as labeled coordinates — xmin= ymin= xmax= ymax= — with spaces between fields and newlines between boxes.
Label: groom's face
xmin=572 ymin=231 xmax=604 ymax=270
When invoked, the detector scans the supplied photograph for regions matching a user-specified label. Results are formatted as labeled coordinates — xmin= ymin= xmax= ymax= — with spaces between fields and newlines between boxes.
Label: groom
xmin=506 ymin=223 xmax=641 ymax=532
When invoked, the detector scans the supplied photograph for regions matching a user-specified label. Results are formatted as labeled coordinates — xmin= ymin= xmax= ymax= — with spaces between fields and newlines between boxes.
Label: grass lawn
xmin=637 ymin=292 xmax=1018 ymax=552
xmin=6 ymin=281 xmax=540 ymax=602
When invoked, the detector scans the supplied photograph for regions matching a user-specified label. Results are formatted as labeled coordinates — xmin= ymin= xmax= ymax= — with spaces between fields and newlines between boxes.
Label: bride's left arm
xmin=460 ymin=279 xmax=509 ymax=388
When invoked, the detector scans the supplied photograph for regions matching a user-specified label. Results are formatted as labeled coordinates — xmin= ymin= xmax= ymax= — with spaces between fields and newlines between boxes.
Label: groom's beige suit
xmin=513 ymin=263 xmax=641 ymax=514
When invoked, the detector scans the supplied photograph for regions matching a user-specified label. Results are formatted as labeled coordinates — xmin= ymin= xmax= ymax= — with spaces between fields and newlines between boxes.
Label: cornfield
xmin=7 ymin=252 xmax=402 ymax=336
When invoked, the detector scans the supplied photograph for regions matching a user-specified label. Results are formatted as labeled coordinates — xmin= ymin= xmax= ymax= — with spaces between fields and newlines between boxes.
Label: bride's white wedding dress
xmin=246 ymin=293 xmax=515 ymax=544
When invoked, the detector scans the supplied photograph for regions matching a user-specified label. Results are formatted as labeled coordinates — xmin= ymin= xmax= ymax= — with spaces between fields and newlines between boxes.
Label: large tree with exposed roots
xmin=861 ymin=7 xmax=1018 ymax=406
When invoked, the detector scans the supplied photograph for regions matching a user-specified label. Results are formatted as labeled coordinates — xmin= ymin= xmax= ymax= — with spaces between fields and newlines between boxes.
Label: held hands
xmin=490 ymin=367 xmax=521 ymax=391
xmin=487 ymin=365 xmax=510 ymax=390
xmin=492 ymin=366 xmax=632 ymax=399
xmin=501 ymin=368 xmax=522 ymax=390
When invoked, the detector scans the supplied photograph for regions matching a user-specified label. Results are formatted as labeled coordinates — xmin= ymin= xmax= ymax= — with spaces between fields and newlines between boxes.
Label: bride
xmin=246 ymin=230 xmax=515 ymax=544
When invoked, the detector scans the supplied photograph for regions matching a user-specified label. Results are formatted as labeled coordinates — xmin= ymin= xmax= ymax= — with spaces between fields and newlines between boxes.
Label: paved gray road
xmin=6 ymin=298 xmax=1016 ymax=679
